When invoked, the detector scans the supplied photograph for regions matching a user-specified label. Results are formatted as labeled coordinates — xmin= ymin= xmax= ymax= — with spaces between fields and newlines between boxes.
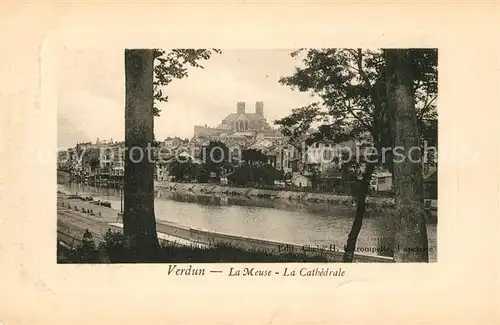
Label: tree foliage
xmin=153 ymin=49 xmax=221 ymax=116
xmin=276 ymin=48 xmax=437 ymax=152
xmin=170 ymin=159 xmax=209 ymax=183
xmin=200 ymin=140 xmax=231 ymax=176
xmin=121 ymin=49 xmax=220 ymax=259
xmin=241 ymin=149 xmax=269 ymax=166
xmin=78 ymin=148 xmax=100 ymax=171
xmin=228 ymin=163 xmax=282 ymax=186
xmin=275 ymin=48 xmax=437 ymax=262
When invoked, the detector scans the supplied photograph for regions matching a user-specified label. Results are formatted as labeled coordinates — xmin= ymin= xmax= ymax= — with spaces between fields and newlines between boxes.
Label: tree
xmin=241 ymin=148 xmax=268 ymax=182
xmin=228 ymin=164 xmax=252 ymax=185
xmin=169 ymin=156 xmax=210 ymax=183
xmin=123 ymin=49 xmax=219 ymax=260
xmin=242 ymin=149 xmax=268 ymax=166
xmin=385 ymin=49 xmax=429 ymax=262
xmin=195 ymin=164 xmax=210 ymax=183
xmin=228 ymin=163 xmax=281 ymax=186
xmin=275 ymin=106 xmax=319 ymax=171
xmin=169 ymin=159 xmax=189 ymax=181
xmin=79 ymin=147 xmax=100 ymax=172
xmin=310 ymin=168 xmax=321 ymax=190
xmin=201 ymin=140 xmax=230 ymax=177
xmin=89 ymin=155 xmax=100 ymax=172
xmin=277 ymin=48 xmax=437 ymax=262
xmin=124 ymin=49 xmax=158 ymax=259
xmin=256 ymin=164 xmax=282 ymax=185
xmin=153 ymin=49 xmax=221 ymax=116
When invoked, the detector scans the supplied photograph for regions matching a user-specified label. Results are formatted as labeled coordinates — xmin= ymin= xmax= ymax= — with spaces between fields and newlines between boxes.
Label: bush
xmin=58 ymin=230 xmax=329 ymax=263
xmin=58 ymin=241 xmax=100 ymax=263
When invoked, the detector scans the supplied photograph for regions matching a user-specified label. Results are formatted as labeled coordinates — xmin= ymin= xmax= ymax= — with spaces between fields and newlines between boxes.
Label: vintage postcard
xmin=1 ymin=2 xmax=499 ymax=325
xmin=56 ymin=47 xmax=438 ymax=266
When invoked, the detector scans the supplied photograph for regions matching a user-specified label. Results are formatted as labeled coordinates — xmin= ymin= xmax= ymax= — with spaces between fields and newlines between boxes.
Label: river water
xmin=58 ymin=182 xmax=437 ymax=260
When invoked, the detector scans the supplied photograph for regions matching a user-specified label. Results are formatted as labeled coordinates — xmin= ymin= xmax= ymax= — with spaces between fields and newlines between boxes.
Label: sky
xmin=56 ymin=46 xmax=316 ymax=148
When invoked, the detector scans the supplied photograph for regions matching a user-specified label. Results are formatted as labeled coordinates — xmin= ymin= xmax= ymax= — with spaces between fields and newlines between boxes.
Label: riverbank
xmin=58 ymin=240 xmax=330 ymax=263
xmin=57 ymin=192 xmax=394 ymax=262
xmin=155 ymin=181 xmax=396 ymax=207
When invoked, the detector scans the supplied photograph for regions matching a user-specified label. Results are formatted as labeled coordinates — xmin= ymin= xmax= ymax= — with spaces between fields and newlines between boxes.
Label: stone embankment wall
xmin=187 ymin=228 xmax=393 ymax=262
xmin=131 ymin=218 xmax=393 ymax=263
xmin=155 ymin=181 xmax=396 ymax=207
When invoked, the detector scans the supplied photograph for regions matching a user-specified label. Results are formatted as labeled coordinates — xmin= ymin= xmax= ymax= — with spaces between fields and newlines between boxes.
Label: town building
xmin=193 ymin=101 xmax=283 ymax=142
xmin=75 ymin=141 xmax=96 ymax=151
xmin=163 ymin=137 xmax=187 ymax=148
xmin=370 ymin=171 xmax=393 ymax=192
xmin=290 ymin=174 xmax=312 ymax=188
xmin=276 ymin=144 xmax=299 ymax=174
xmin=155 ymin=160 xmax=171 ymax=181
xmin=304 ymin=140 xmax=357 ymax=173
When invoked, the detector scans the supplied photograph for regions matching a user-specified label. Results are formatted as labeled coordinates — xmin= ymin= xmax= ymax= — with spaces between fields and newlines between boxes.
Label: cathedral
xmin=193 ymin=101 xmax=283 ymax=141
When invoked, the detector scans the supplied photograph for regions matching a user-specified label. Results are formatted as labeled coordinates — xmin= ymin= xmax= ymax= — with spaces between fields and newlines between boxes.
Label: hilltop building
xmin=193 ymin=101 xmax=283 ymax=142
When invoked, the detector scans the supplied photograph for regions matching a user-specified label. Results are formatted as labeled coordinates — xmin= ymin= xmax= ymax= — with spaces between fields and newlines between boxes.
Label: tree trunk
xmin=343 ymin=162 xmax=376 ymax=262
xmin=385 ymin=49 xmax=429 ymax=262
xmin=124 ymin=49 xmax=160 ymax=260
xmin=302 ymin=149 xmax=308 ymax=172
xmin=250 ymin=162 xmax=254 ymax=184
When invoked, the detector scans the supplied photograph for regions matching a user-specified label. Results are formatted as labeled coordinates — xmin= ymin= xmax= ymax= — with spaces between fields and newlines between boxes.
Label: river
xmin=57 ymin=182 xmax=437 ymax=260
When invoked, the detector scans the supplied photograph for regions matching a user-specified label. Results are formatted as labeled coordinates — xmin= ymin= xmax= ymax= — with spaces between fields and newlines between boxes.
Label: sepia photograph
xmin=56 ymin=48 xmax=438 ymax=264
xmin=4 ymin=2 xmax=500 ymax=324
